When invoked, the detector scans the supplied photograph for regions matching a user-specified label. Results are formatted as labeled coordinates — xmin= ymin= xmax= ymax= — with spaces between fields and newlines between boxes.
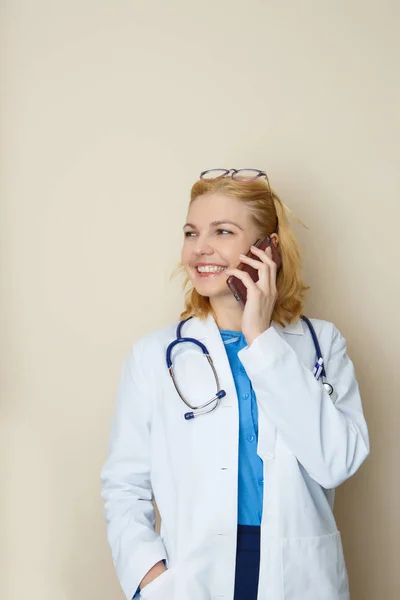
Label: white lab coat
xmin=101 ymin=315 xmax=369 ymax=600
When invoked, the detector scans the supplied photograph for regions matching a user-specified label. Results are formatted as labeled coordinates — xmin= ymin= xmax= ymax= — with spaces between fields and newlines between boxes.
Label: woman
xmin=101 ymin=169 xmax=369 ymax=600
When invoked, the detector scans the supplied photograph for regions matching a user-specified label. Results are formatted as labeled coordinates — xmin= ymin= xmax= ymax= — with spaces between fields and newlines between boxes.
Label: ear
xmin=270 ymin=233 xmax=279 ymax=248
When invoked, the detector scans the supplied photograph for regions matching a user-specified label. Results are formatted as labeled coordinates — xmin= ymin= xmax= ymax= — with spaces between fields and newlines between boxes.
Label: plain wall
xmin=1 ymin=1 xmax=399 ymax=598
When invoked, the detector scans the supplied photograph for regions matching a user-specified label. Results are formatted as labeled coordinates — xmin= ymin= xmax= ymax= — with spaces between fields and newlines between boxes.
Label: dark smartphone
xmin=226 ymin=236 xmax=282 ymax=309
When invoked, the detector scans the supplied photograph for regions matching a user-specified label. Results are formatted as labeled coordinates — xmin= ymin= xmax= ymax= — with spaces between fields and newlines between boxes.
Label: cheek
xmin=223 ymin=240 xmax=247 ymax=265
xmin=181 ymin=243 xmax=191 ymax=267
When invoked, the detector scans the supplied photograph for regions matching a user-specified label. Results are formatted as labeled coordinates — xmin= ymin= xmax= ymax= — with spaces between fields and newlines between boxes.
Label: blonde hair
xmin=179 ymin=176 xmax=309 ymax=327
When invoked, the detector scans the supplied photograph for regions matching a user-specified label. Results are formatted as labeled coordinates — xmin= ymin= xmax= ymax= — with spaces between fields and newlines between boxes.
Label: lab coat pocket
xmin=140 ymin=568 xmax=175 ymax=600
xmin=281 ymin=531 xmax=349 ymax=600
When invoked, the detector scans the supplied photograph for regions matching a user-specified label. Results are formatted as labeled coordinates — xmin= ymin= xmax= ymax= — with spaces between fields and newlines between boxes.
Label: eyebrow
xmin=183 ymin=220 xmax=244 ymax=231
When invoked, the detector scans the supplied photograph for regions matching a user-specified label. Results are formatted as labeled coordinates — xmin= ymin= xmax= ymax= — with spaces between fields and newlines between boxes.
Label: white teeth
xmin=197 ymin=265 xmax=227 ymax=273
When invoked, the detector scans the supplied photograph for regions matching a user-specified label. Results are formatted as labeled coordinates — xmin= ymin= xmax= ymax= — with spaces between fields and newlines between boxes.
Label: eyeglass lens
xmin=232 ymin=169 xmax=265 ymax=181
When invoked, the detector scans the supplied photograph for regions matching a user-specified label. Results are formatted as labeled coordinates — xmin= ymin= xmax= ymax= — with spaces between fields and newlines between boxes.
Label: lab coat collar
xmin=273 ymin=318 xmax=305 ymax=336
xmin=182 ymin=313 xmax=305 ymax=341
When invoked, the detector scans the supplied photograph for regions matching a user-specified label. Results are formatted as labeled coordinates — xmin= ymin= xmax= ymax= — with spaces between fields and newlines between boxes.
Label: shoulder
xmin=304 ymin=317 xmax=344 ymax=339
xmin=135 ymin=321 xmax=178 ymax=349
xmin=125 ymin=321 xmax=178 ymax=367
xmin=280 ymin=316 xmax=338 ymax=341
xmin=301 ymin=317 xmax=337 ymax=337
xmin=300 ymin=316 xmax=347 ymax=358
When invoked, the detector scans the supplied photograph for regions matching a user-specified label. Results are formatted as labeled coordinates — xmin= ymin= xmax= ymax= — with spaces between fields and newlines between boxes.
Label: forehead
xmin=187 ymin=193 xmax=252 ymax=225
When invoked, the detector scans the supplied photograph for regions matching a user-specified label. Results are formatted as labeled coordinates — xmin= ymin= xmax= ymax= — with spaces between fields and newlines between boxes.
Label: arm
xmin=238 ymin=323 xmax=370 ymax=489
xmin=101 ymin=344 xmax=167 ymax=599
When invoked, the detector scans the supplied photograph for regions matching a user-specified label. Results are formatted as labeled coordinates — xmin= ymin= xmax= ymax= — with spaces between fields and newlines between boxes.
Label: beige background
xmin=1 ymin=1 xmax=399 ymax=599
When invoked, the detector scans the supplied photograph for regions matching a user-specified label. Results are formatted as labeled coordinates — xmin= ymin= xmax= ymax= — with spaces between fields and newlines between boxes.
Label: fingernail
xmin=240 ymin=253 xmax=246 ymax=257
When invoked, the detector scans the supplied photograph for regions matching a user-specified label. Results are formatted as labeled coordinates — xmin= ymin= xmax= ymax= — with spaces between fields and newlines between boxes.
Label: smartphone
xmin=226 ymin=236 xmax=282 ymax=309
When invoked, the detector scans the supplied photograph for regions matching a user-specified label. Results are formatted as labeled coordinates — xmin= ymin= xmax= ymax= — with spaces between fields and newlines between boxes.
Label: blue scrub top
xmin=220 ymin=330 xmax=264 ymax=526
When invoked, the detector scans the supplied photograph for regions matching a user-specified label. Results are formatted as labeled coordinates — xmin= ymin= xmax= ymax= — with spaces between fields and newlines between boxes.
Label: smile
xmin=196 ymin=265 xmax=227 ymax=273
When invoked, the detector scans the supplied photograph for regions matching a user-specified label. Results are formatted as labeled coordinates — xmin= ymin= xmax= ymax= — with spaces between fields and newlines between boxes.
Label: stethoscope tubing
xmin=167 ymin=315 xmax=334 ymax=419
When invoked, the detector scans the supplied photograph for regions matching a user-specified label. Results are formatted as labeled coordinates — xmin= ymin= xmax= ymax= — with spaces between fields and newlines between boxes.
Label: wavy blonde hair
xmin=179 ymin=176 xmax=309 ymax=327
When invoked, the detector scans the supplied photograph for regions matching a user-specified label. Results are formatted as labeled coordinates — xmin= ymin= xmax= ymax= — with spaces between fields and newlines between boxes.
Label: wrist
xmin=245 ymin=323 xmax=272 ymax=347
xmin=140 ymin=561 xmax=167 ymax=590
xmin=245 ymin=330 xmax=263 ymax=346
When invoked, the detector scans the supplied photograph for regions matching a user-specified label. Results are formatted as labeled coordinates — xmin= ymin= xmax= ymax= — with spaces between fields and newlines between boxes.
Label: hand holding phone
xmin=226 ymin=236 xmax=282 ymax=309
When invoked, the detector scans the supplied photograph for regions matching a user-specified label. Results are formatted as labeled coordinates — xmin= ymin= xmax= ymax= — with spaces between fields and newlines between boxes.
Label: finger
xmin=238 ymin=253 xmax=265 ymax=270
xmin=238 ymin=253 xmax=272 ymax=293
xmin=250 ymin=245 xmax=277 ymax=268
xmin=251 ymin=246 xmax=278 ymax=289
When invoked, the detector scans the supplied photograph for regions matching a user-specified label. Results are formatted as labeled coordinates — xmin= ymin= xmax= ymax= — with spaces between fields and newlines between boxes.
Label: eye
xmin=184 ymin=231 xmax=196 ymax=237
xmin=216 ymin=229 xmax=233 ymax=235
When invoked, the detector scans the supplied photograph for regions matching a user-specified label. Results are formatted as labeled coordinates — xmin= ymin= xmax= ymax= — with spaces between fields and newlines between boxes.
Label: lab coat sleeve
xmin=238 ymin=324 xmax=370 ymax=489
xmin=100 ymin=345 xmax=167 ymax=600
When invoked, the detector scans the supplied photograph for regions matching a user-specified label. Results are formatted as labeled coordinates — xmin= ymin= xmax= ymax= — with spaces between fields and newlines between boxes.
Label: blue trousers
xmin=233 ymin=525 xmax=261 ymax=600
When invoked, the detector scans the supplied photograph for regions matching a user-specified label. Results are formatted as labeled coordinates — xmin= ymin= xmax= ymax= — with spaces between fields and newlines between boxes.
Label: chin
xmin=193 ymin=282 xmax=230 ymax=300
xmin=188 ymin=270 xmax=230 ymax=299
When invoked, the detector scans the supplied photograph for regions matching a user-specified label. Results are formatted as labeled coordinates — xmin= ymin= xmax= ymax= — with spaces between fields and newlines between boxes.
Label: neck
xmin=209 ymin=295 xmax=243 ymax=332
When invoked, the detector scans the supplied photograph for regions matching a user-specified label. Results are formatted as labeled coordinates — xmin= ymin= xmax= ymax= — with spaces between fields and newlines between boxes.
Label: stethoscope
xmin=166 ymin=315 xmax=334 ymax=420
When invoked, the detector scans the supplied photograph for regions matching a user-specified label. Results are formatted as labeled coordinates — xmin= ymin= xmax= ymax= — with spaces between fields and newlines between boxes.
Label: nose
xmin=193 ymin=235 xmax=214 ymax=256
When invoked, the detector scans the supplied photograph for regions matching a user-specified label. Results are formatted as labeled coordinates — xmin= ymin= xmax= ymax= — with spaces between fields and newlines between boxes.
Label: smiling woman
xmin=101 ymin=169 xmax=369 ymax=600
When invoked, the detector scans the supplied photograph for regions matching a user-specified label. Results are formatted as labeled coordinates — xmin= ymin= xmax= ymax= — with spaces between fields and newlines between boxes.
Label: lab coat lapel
xmin=182 ymin=315 xmax=240 ymax=470
xmin=183 ymin=314 xmax=238 ymax=407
